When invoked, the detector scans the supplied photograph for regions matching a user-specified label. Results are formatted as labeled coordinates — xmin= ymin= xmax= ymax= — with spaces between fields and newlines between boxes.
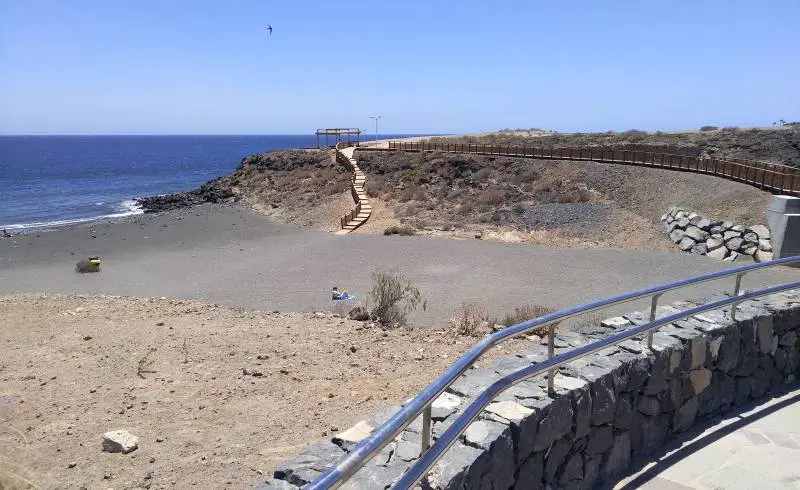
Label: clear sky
xmin=1 ymin=0 xmax=799 ymax=135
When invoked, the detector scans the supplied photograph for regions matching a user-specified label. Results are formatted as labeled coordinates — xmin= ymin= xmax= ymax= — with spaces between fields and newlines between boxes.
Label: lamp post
xmin=368 ymin=115 xmax=382 ymax=143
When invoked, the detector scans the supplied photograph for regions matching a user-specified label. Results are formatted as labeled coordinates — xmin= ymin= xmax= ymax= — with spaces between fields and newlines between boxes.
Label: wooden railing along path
xmin=335 ymin=142 xmax=371 ymax=234
xmin=384 ymin=141 xmax=800 ymax=196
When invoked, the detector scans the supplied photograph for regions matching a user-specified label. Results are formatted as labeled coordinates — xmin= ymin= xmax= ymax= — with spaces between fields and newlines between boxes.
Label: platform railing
xmin=384 ymin=141 xmax=800 ymax=195
xmin=307 ymin=256 xmax=800 ymax=489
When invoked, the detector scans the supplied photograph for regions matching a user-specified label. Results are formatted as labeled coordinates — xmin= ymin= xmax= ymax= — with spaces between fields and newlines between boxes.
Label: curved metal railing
xmin=307 ymin=255 xmax=800 ymax=489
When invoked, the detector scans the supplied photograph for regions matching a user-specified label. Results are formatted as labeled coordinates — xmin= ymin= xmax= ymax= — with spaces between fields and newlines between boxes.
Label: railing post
xmin=646 ymin=293 xmax=662 ymax=349
xmin=547 ymin=324 xmax=556 ymax=395
xmin=421 ymin=405 xmax=432 ymax=453
xmin=731 ymin=272 xmax=746 ymax=320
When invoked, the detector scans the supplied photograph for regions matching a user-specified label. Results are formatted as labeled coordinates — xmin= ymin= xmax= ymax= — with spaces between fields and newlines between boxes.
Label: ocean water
xmin=0 ymin=135 xmax=410 ymax=230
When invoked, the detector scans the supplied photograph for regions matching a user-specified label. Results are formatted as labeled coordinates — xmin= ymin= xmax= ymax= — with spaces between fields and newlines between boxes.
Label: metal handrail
xmin=307 ymin=256 xmax=800 ymax=489
xmin=394 ymin=278 xmax=800 ymax=488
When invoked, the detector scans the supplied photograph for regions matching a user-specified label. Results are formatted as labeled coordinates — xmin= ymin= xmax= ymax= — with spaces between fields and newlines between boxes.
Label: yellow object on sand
xmin=88 ymin=257 xmax=101 ymax=272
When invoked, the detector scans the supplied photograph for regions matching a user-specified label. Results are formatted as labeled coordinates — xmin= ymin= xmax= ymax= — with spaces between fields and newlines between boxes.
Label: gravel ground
xmin=0 ymin=293 xmax=537 ymax=489
xmin=3 ymin=205 xmax=799 ymax=326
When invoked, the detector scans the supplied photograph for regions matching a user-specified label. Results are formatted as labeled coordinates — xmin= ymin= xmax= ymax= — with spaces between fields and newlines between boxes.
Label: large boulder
xmin=707 ymin=246 xmax=728 ymax=260
xmin=696 ymin=218 xmax=713 ymax=230
xmin=741 ymin=244 xmax=758 ymax=256
xmin=679 ymin=237 xmax=696 ymax=251
xmin=759 ymin=239 xmax=773 ymax=252
xmin=749 ymin=224 xmax=770 ymax=239
xmin=725 ymin=237 xmax=744 ymax=251
xmin=756 ymin=249 xmax=774 ymax=262
xmin=669 ymin=229 xmax=685 ymax=243
xmin=706 ymin=237 xmax=724 ymax=251
xmin=723 ymin=230 xmax=742 ymax=241
xmin=684 ymin=226 xmax=709 ymax=242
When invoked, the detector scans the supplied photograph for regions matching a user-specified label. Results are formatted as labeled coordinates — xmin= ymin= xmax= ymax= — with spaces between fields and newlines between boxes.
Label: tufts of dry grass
xmin=449 ymin=302 xmax=489 ymax=337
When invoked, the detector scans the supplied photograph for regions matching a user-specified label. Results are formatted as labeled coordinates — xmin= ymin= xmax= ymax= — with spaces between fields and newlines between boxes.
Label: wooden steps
xmin=336 ymin=145 xmax=372 ymax=234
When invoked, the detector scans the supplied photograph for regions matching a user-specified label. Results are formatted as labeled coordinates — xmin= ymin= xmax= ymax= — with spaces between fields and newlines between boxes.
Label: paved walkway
xmin=615 ymin=387 xmax=800 ymax=490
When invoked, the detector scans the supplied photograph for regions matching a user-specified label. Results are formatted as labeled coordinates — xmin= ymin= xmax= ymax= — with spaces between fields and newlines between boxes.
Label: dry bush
xmin=458 ymin=201 xmax=476 ymax=215
xmin=556 ymin=187 xmax=593 ymax=204
xmin=477 ymin=189 xmax=506 ymax=206
xmin=571 ymin=313 xmax=603 ymax=334
xmin=384 ymin=225 xmax=416 ymax=236
xmin=449 ymin=302 xmax=489 ymax=337
xmin=473 ymin=168 xmax=495 ymax=182
xmin=447 ymin=188 xmax=466 ymax=201
xmin=136 ymin=348 xmax=157 ymax=378
xmin=368 ymin=270 xmax=426 ymax=327
xmin=497 ymin=304 xmax=558 ymax=336
xmin=327 ymin=180 xmax=350 ymax=195
xmin=512 ymin=169 xmax=540 ymax=185
xmin=398 ymin=188 xmax=415 ymax=202
xmin=401 ymin=202 xmax=423 ymax=217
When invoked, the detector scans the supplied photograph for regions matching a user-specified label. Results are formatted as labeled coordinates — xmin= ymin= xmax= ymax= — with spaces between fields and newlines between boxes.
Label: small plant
xmin=181 ymin=339 xmax=189 ymax=364
xmin=384 ymin=225 xmax=416 ymax=236
xmin=477 ymin=189 xmax=506 ymax=206
xmin=137 ymin=348 xmax=157 ymax=378
xmin=449 ymin=302 xmax=488 ymax=337
xmin=571 ymin=313 xmax=603 ymax=334
xmin=368 ymin=270 xmax=426 ymax=327
xmin=497 ymin=304 xmax=557 ymax=336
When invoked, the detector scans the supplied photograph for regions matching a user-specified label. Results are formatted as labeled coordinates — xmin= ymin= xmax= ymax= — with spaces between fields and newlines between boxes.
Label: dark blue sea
xmin=0 ymin=135 xmax=412 ymax=230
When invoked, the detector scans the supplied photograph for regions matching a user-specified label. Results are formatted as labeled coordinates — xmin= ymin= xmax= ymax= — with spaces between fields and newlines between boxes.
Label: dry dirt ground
xmin=0 ymin=293 xmax=534 ymax=489
xmin=355 ymin=150 xmax=770 ymax=251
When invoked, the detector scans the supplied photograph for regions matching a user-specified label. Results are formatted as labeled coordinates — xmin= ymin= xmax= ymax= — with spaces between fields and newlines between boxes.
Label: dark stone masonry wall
xmin=262 ymin=292 xmax=800 ymax=489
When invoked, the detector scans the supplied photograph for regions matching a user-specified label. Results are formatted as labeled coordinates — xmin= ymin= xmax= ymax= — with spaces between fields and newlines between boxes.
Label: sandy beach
xmin=2 ymin=203 xmax=799 ymax=326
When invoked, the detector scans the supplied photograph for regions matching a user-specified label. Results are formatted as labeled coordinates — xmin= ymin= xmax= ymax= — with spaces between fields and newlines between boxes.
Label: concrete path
xmin=614 ymin=387 xmax=800 ymax=490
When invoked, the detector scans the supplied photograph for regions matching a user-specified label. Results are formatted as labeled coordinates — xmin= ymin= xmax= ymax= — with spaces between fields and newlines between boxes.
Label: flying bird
xmin=267 ymin=24 xmax=272 ymax=36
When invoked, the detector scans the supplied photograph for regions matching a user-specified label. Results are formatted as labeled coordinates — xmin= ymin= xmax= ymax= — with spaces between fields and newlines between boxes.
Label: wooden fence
xmin=385 ymin=141 xmax=800 ymax=196
xmin=335 ymin=142 xmax=364 ymax=229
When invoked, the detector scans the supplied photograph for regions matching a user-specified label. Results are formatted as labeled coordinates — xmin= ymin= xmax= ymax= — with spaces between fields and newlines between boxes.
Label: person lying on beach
xmin=331 ymin=287 xmax=354 ymax=301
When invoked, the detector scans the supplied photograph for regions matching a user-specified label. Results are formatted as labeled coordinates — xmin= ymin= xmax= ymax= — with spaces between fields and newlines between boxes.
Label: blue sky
xmin=1 ymin=1 xmax=799 ymax=135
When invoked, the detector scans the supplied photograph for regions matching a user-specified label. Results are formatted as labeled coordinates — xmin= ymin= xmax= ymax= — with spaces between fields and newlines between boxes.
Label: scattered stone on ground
xmin=102 ymin=430 xmax=139 ymax=454
xmin=0 ymin=293 xmax=535 ymax=489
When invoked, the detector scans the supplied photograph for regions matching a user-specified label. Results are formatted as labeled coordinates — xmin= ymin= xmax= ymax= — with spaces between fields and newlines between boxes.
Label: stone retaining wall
xmin=661 ymin=207 xmax=773 ymax=262
xmin=261 ymin=292 xmax=800 ymax=489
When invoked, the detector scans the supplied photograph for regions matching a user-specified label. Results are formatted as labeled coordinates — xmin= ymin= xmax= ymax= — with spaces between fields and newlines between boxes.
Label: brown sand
xmin=0 ymin=293 xmax=533 ymax=489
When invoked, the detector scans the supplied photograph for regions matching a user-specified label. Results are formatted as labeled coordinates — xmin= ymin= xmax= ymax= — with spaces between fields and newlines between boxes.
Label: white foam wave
xmin=3 ymin=200 xmax=144 ymax=231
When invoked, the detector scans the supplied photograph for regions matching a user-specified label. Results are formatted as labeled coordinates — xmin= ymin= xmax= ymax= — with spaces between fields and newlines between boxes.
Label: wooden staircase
xmin=335 ymin=145 xmax=372 ymax=235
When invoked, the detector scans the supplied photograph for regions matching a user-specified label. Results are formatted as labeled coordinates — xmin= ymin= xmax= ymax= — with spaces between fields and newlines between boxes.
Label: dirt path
xmin=0 ymin=293 xmax=535 ymax=489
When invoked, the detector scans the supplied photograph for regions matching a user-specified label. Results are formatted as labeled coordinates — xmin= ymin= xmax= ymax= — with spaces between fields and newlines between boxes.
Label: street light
xmin=368 ymin=115 xmax=382 ymax=143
